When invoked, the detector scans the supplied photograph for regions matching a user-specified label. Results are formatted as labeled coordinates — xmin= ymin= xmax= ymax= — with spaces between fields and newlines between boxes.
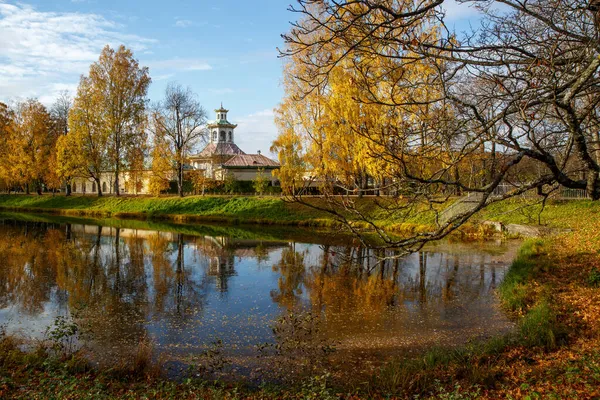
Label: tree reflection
xmin=0 ymin=219 xmax=513 ymax=372
xmin=148 ymin=233 xmax=207 ymax=324
xmin=304 ymin=246 xmax=399 ymax=321
xmin=270 ymin=244 xmax=307 ymax=310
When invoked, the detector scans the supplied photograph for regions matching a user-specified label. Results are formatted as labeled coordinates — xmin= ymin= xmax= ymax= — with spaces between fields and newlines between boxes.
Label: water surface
xmin=0 ymin=214 xmax=517 ymax=381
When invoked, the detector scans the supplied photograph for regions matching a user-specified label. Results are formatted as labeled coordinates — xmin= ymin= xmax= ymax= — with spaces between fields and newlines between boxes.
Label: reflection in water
xmin=0 ymin=218 xmax=516 ymax=379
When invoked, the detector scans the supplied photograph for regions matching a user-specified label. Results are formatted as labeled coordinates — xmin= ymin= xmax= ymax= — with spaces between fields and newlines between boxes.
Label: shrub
xmin=588 ymin=268 xmax=600 ymax=287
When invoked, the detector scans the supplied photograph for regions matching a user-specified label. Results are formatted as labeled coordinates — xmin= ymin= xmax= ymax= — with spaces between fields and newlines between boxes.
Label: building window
xmin=220 ymin=131 xmax=226 ymax=141
xmin=92 ymin=182 xmax=96 ymax=193
xmin=228 ymin=132 xmax=232 ymax=142
xmin=212 ymin=131 xmax=217 ymax=142
xmin=102 ymin=182 xmax=107 ymax=193
xmin=72 ymin=182 xmax=77 ymax=192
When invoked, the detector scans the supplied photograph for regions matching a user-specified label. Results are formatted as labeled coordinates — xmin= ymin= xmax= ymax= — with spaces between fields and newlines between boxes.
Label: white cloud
xmin=37 ymin=83 xmax=79 ymax=106
xmin=153 ymin=73 xmax=175 ymax=82
xmin=236 ymin=109 xmax=278 ymax=157
xmin=174 ymin=19 xmax=192 ymax=28
xmin=146 ymin=58 xmax=213 ymax=72
xmin=0 ymin=1 xmax=154 ymax=103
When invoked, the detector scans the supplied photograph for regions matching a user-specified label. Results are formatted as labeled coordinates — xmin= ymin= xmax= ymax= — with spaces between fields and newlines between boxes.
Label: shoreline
xmin=0 ymin=194 xmax=510 ymax=239
xmin=0 ymin=198 xmax=599 ymax=398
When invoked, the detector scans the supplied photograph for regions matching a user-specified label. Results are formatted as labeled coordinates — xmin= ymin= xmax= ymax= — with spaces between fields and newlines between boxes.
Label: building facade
xmin=71 ymin=105 xmax=279 ymax=195
xmin=189 ymin=105 xmax=279 ymax=183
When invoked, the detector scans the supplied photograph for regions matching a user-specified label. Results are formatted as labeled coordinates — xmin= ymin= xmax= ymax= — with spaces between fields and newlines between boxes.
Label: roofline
xmin=221 ymin=165 xmax=280 ymax=170
xmin=207 ymin=123 xmax=238 ymax=128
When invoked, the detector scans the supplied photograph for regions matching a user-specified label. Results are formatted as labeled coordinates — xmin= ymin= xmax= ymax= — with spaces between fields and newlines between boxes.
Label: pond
xmin=0 ymin=213 xmax=518 ymax=383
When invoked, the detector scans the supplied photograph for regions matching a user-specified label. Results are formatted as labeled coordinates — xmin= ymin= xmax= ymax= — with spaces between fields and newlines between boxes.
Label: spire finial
xmin=221 ymin=102 xmax=223 ymax=109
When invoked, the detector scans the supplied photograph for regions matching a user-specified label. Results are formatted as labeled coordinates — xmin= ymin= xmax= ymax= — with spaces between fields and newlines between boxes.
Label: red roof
xmin=222 ymin=154 xmax=280 ymax=168
xmin=193 ymin=143 xmax=245 ymax=158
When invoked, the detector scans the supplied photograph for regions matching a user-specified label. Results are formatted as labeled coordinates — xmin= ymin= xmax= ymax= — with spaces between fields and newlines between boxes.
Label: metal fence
xmin=489 ymin=184 xmax=590 ymax=200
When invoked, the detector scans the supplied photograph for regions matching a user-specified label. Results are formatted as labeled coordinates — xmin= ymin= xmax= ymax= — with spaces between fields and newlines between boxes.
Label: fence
xmin=489 ymin=184 xmax=590 ymax=200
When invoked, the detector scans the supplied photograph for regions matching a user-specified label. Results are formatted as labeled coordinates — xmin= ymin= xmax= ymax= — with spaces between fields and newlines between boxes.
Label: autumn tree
xmin=271 ymin=108 xmax=307 ymax=195
xmin=10 ymin=99 xmax=54 ymax=194
xmin=150 ymin=83 xmax=207 ymax=197
xmin=223 ymin=172 xmax=238 ymax=194
xmin=124 ymin=126 xmax=148 ymax=195
xmin=57 ymin=76 xmax=109 ymax=196
xmin=189 ymin=170 xmax=220 ymax=196
xmin=252 ymin=168 xmax=269 ymax=195
xmin=88 ymin=45 xmax=151 ymax=196
xmin=148 ymin=131 xmax=172 ymax=196
xmin=0 ymin=102 xmax=15 ymax=192
xmin=277 ymin=0 xmax=600 ymax=252
xmin=50 ymin=91 xmax=73 ymax=195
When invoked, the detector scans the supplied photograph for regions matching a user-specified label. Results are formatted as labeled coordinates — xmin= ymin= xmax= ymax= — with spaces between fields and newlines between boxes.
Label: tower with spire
xmin=209 ymin=104 xmax=239 ymax=144
xmin=189 ymin=104 xmax=280 ymax=182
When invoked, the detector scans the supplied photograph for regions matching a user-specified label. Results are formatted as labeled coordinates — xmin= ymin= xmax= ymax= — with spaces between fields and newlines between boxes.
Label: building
xmin=71 ymin=170 xmax=150 ymax=195
xmin=189 ymin=105 xmax=279 ymax=182
xmin=70 ymin=105 xmax=279 ymax=195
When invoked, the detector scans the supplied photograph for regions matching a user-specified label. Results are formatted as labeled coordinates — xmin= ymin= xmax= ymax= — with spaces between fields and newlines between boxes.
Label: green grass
xmin=2 ymin=194 xmax=598 ymax=237
xmin=476 ymin=198 xmax=600 ymax=229
xmin=498 ymin=239 xmax=545 ymax=313
xmin=0 ymin=194 xmax=332 ymax=225
xmin=0 ymin=194 xmax=448 ymax=238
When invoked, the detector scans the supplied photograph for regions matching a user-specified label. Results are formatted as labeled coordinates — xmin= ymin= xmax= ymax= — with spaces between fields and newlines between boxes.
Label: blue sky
xmin=0 ymin=0 xmax=482 ymax=155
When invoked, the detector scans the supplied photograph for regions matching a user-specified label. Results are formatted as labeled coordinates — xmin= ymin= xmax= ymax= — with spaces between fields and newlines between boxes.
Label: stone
xmin=505 ymin=224 xmax=550 ymax=238
xmin=482 ymin=220 xmax=504 ymax=232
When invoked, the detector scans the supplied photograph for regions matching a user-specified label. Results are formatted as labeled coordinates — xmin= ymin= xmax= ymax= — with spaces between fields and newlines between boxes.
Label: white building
xmin=189 ymin=105 xmax=280 ymax=182
xmin=70 ymin=105 xmax=279 ymax=195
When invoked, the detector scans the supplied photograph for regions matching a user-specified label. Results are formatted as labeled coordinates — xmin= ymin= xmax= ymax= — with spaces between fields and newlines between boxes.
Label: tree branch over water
xmin=274 ymin=0 xmax=600 ymax=253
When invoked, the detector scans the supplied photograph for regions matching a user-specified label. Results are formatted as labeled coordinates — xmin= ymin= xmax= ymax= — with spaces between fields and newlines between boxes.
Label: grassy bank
xmin=0 ymin=193 xmax=591 ymax=236
xmin=0 ymin=194 xmax=475 ymax=239
xmin=0 ymin=194 xmax=333 ymax=226
xmin=0 ymin=335 xmax=340 ymax=399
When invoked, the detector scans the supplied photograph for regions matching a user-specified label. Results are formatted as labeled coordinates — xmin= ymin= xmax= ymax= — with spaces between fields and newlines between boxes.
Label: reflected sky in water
xmin=0 ymin=216 xmax=518 ymax=378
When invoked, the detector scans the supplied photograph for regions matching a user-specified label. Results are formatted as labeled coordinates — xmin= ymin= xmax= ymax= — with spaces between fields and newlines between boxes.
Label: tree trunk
xmin=65 ymin=182 xmax=72 ymax=197
xmin=65 ymin=223 xmax=72 ymax=241
xmin=25 ymin=184 xmax=29 ymax=195
xmin=177 ymin=162 xmax=184 ymax=198
xmin=96 ymin=177 xmax=103 ymax=197
xmin=114 ymin=168 xmax=120 ymax=196
xmin=588 ymin=170 xmax=600 ymax=200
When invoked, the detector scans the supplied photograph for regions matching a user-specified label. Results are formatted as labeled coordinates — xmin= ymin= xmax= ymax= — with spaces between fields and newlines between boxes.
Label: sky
xmin=0 ymin=0 xmax=483 ymax=156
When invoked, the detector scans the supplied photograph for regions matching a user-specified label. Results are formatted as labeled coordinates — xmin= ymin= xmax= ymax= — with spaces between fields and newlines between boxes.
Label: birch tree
xmin=57 ymin=76 xmax=109 ymax=197
xmin=89 ymin=45 xmax=151 ymax=196
xmin=277 ymin=0 xmax=600 ymax=251
xmin=150 ymin=83 xmax=207 ymax=197
xmin=50 ymin=91 xmax=73 ymax=195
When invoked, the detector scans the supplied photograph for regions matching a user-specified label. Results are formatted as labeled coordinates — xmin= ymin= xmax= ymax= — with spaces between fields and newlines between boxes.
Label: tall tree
xmin=11 ymin=100 xmax=53 ymax=194
xmin=124 ymin=127 xmax=148 ymax=195
xmin=148 ymin=132 xmax=172 ymax=196
xmin=150 ymin=83 xmax=207 ymax=197
xmin=88 ymin=45 xmax=151 ymax=196
xmin=278 ymin=0 xmax=600 ymax=252
xmin=57 ymin=76 xmax=109 ymax=197
xmin=50 ymin=91 xmax=73 ymax=195
xmin=0 ymin=102 xmax=15 ymax=192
